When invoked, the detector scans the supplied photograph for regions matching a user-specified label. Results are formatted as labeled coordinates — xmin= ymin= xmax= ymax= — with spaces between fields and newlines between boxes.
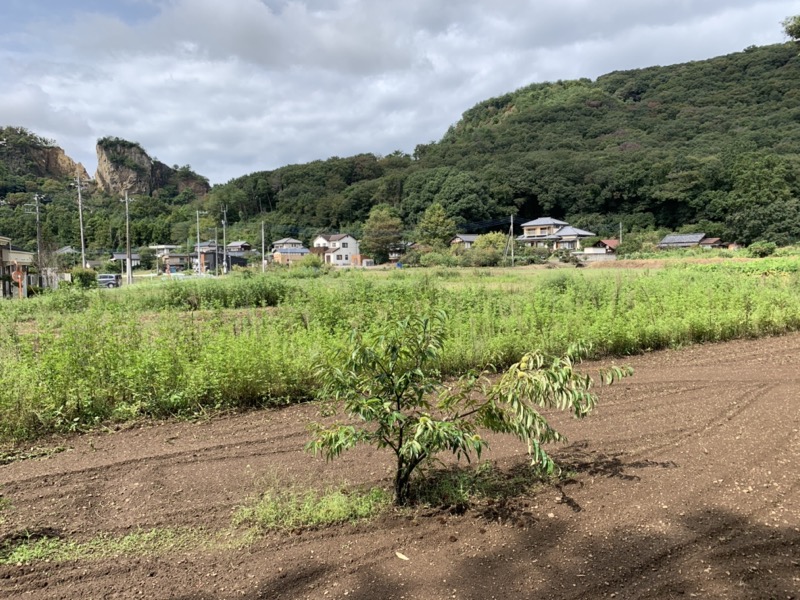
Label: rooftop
xmin=520 ymin=217 xmax=569 ymax=228
xmin=658 ymin=233 xmax=707 ymax=246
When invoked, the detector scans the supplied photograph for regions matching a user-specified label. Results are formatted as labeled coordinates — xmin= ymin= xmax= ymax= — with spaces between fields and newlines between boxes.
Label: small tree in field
xmin=308 ymin=312 xmax=631 ymax=505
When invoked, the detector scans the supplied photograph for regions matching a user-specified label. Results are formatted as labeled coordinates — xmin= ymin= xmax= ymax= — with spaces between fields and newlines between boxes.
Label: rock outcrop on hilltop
xmin=95 ymin=137 xmax=210 ymax=197
xmin=32 ymin=145 xmax=90 ymax=181
xmin=0 ymin=126 xmax=89 ymax=180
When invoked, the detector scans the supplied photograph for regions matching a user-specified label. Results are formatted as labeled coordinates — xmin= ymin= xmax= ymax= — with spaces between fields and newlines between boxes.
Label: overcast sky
xmin=1 ymin=0 xmax=799 ymax=184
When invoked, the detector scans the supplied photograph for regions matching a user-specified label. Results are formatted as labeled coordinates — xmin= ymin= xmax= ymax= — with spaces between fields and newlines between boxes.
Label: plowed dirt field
xmin=1 ymin=333 xmax=799 ymax=599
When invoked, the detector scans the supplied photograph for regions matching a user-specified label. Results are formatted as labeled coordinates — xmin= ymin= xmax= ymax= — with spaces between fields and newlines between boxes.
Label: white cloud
xmin=1 ymin=0 xmax=799 ymax=183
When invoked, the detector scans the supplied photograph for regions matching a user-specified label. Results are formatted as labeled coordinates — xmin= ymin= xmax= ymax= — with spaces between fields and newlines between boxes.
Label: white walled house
xmin=312 ymin=234 xmax=360 ymax=266
xmin=516 ymin=217 xmax=595 ymax=250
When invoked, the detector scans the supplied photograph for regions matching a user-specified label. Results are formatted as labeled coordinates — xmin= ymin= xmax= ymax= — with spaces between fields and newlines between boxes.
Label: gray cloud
xmin=1 ymin=0 xmax=799 ymax=183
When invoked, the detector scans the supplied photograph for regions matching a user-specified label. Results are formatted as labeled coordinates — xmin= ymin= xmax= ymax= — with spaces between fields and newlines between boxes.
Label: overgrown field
xmin=1 ymin=258 xmax=799 ymax=442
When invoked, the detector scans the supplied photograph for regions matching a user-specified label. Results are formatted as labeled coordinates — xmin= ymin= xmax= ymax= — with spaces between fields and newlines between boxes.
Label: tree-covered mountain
xmin=2 ymin=41 xmax=800 ymax=257
xmin=212 ymin=41 xmax=800 ymax=246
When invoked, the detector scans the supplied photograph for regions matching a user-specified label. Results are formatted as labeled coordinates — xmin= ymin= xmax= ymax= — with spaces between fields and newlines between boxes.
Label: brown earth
xmin=1 ymin=334 xmax=799 ymax=599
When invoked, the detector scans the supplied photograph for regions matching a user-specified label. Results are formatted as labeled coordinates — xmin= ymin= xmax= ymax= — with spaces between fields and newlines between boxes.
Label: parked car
xmin=97 ymin=274 xmax=121 ymax=288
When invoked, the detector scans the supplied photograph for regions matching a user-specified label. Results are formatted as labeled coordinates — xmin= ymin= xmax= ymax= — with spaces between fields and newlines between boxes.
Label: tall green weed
xmin=2 ymin=261 xmax=800 ymax=441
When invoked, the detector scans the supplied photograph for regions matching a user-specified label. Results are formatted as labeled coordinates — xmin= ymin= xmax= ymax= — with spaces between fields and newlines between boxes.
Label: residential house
xmin=192 ymin=240 xmax=217 ymax=273
xmin=272 ymin=247 xmax=310 ymax=265
xmin=55 ymin=245 xmax=80 ymax=268
xmin=110 ymin=252 xmax=141 ymax=268
xmin=193 ymin=241 xmax=248 ymax=273
xmin=698 ymin=237 xmax=725 ymax=250
xmin=594 ymin=239 xmax=619 ymax=253
xmin=1 ymin=234 xmax=34 ymax=298
xmin=549 ymin=226 xmax=597 ymax=250
xmin=389 ymin=242 xmax=415 ymax=263
xmin=161 ymin=253 xmax=190 ymax=273
xmin=312 ymin=234 xmax=360 ymax=266
xmin=272 ymin=238 xmax=304 ymax=250
xmin=149 ymin=244 xmax=180 ymax=257
xmin=56 ymin=245 xmax=79 ymax=256
xmin=450 ymin=234 xmax=480 ymax=249
xmin=149 ymin=245 xmax=186 ymax=273
xmin=227 ymin=241 xmax=251 ymax=256
xmin=516 ymin=218 xmax=595 ymax=250
xmin=574 ymin=239 xmax=619 ymax=263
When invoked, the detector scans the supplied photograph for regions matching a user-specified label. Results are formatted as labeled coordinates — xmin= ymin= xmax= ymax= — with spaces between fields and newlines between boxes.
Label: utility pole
xmin=261 ymin=221 xmax=266 ymax=273
xmin=24 ymin=194 xmax=43 ymax=285
xmin=222 ymin=206 xmax=227 ymax=275
xmin=76 ymin=174 xmax=86 ymax=268
xmin=511 ymin=214 xmax=515 ymax=268
xmin=124 ymin=191 xmax=133 ymax=285
xmin=195 ymin=210 xmax=207 ymax=274
xmin=619 ymin=222 xmax=623 ymax=244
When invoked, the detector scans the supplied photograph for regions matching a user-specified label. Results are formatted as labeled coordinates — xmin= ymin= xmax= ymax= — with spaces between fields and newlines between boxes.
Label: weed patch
xmin=0 ymin=446 xmax=69 ymax=465
xmin=3 ymin=262 xmax=800 ymax=443
xmin=0 ymin=527 xmax=209 ymax=565
xmin=234 ymin=486 xmax=390 ymax=532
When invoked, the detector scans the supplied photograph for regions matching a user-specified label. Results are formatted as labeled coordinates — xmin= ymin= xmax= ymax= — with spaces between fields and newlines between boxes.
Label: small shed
xmin=657 ymin=233 xmax=707 ymax=249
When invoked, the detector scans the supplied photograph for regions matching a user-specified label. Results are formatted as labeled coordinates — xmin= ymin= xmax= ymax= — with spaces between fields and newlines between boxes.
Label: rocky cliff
xmin=0 ymin=126 xmax=89 ymax=180
xmin=95 ymin=137 xmax=210 ymax=198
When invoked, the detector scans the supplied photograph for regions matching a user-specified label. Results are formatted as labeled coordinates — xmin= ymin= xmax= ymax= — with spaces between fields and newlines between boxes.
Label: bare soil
xmin=1 ymin=334 xmax=799 ymax=599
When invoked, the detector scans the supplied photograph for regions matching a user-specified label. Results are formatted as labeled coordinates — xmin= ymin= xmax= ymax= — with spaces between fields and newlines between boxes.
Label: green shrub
xmin=71 ymin=267 xmax=97 ymax=289
xmin=748 ymin=241 xmax=777 ymax=258
xmin=419 ymin=251 xmax=457 ymax=267
xmin=296 ymin=253 xmax=324 ymax=269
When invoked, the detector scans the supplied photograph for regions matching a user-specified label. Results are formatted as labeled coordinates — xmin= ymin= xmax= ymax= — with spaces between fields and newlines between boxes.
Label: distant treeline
xmin=2 ymin=42 xmax=800 ymax=254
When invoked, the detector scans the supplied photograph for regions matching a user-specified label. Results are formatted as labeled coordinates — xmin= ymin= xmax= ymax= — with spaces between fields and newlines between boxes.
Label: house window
xmin=336 ymin=254 xmax=342 ymax=261
xmin=341 ymin=242 xmax=348 ymax=248
xmin=345 ymin=255 xmax=349 ymax=260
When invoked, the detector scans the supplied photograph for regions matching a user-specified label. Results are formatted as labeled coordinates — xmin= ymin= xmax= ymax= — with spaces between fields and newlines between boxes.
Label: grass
xmin=0 ymin=527 xmax=210 ymax=565
xmin=233 ymin=485 xmax=391 ymax=532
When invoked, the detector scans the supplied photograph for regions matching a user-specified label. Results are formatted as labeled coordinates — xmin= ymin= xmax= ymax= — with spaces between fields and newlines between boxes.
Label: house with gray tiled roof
xmin=516 ymin=217 xmax=595 ymax=250
xmin=449 ymin=234 xmax=480 ymax=249
xmin=271 ymin=238 xmax=304 ymax=250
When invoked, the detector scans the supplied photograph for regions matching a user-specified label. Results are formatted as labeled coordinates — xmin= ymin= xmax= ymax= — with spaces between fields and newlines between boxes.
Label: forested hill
xmin=2 ymin=42 xmax=800 ymax=254
xmin=212 ymin=42 xmax=800 ymax=246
